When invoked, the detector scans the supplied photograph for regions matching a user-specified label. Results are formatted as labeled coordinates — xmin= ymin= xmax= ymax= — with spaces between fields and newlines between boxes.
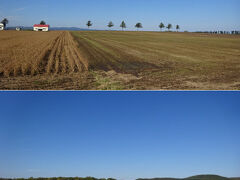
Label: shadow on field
xmin=72 ymin=32 xmax=160 ymax=75
xmin=88 ymin=59 xmax=160 ymax=75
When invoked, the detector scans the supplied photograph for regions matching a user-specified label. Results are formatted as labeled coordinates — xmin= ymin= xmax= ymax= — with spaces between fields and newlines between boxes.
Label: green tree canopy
xmin=135 ymin=22 xmax=143 ymax=31
xmin=120 ymin=21 xmax=126 ymax=31
xmin=176 ymin=25 xmax=180 ymax=31
xmin=40 ymin=20 xmax=46 ymax=25
xmin=167 ymin=23 xmax=172 ymax=31
xmin=1 ymin=18 xmax=9 ymax=28
xmin=107 ymin=21 xmax=114 ymax=29
xmin=86 ymin=21 xmax=93 ymax=29
xmin=159 ymin=22 xmax=165 ymax=31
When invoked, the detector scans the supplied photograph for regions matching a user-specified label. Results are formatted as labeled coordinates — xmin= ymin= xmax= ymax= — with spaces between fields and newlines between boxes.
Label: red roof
xmin=34 ymin=24 xmax=50 ymax=27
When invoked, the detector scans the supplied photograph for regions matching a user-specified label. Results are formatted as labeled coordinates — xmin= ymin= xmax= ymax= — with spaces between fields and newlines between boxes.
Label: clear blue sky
xmin=0 ymin=92 xmax=240 ymax=180
xmin=0 ymin=0 xmax=239 ymax=31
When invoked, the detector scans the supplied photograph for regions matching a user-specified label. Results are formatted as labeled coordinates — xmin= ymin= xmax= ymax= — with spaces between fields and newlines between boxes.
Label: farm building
xmin=0 ymin=23 xmax=4 ymax=30
xmin=33 ymin=24 xmax=49 ymax=31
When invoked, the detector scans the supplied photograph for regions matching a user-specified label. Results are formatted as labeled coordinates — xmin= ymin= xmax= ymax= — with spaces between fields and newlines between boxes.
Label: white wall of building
xmin=0 ymin=23 xmax=4 ymax=30
xmin=33 ymin=27 xmax=49 ymax=31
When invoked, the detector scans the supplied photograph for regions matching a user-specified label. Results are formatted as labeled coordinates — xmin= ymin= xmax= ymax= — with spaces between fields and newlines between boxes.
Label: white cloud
xmin=15 ymin=7 xmax=26 ymax=12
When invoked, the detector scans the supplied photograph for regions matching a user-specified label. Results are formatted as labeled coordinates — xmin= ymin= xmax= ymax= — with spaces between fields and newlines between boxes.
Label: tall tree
xmin=176 ymin=25 xmax=180 ymax=32
xmin=167 ymin=24 xmax=172 ymax=31
xmin=159 ymin=22 xmax=165 ymax=31
xmin=135 ymin=22 xmax=143 ymax=31
xmin=120 ymin=21 xmax=126 ymax=31
xmin=1 ymin=18 xmax=9 ymax=28
xmin=107 ymin=21 xmax=114 ymax=30
xmin=86 ymin=21 xmax=93 ymax=29
xmin=40 ymin=20 xmax=46 ymax=25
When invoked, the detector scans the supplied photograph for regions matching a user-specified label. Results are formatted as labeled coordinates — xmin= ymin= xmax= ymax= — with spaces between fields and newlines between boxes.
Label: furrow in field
xmin=30 ymin=37 xmax=59 ymax=75
xmin=64 ymin=44 xmax=78 ymax=72
xmin=71 ymin=35 xmax=121 ymax=71
xmin=67 ymin=32 xmax=89 ymax=71
xmin=58 ymin=32 xmax=66 ymax=74
xmin=71 ymin=33 xmax=158 ymax=73
xmin=46 ymin=34 xmax=63 ymax=74
xmin=60 ymin=37 xmax=69 ymax=74
xmin=54 ymin=32 xmax=66 ymax=74
xmin=65 ymin=32 xmax=82 ymax=72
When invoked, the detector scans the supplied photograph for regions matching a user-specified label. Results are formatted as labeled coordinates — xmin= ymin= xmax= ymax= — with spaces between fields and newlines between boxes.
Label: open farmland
xmin=0 ymin=31 xmax=91 ymax=89
xmin=0 ymin=31 xmax=87 ymax=76
xmin=0 ymin=30 xmax=240 ymax=90
xmin=71 ymin=31 xmax=240 ymax=90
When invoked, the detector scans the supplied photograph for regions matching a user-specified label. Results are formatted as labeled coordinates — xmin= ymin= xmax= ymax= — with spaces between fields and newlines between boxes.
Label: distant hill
xmin=0 ymin=178 xmax=116 ymax=180
xmin=137 ymin=175 xmax=240 ymax=180
xmin=1 ymin=176 xmax=239 ymax=180
xmin=137 ymin=178 xmax=179 ymax=180
xmin=186 ymin=175 xmax=229 ymax=180
xmin=50 ymin=27 xmax=90 ymax=31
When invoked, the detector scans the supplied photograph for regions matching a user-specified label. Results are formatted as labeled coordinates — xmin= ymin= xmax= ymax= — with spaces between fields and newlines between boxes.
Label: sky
xmin=0 ymin=92 xmax=240 ymax=180
xmin=0 ymin=0 xmax=239 ymax=31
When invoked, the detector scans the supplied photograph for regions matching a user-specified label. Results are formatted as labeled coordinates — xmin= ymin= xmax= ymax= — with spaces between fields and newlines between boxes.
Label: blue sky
xmin=0 ymin=0 xmax=239 ymax=31
xmin=0 ymin=92 xmax=240 ymax=180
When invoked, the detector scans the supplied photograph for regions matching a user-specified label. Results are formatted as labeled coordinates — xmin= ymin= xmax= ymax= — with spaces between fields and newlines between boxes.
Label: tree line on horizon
xmin=1 ymin=175 xmax=239 ymax=180
xmin=195 ymin=30 xmax=240 ymax=35
xmin=0 ymin=177 xmax=116 ymax=180
xmin=1 ymin=17 xmax=240 ymax=34
xmin=86 ymin=20 xmax=180 ymax=32
xmin=85 ymin=20 xmax=240 ymax=34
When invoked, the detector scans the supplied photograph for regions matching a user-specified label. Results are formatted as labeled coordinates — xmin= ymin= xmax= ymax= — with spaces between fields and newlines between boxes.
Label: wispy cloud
xmin=14 ymin=7 xmax=27 ymax=12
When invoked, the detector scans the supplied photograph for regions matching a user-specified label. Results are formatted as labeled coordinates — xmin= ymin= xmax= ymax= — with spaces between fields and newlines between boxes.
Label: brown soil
xmin=1 ymin=30 xmax=240 ymax=90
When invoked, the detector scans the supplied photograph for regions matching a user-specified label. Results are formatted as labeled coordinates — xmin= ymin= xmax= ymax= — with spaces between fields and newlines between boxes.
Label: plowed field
xmin=0 ymin=30 xmax=240 ymax=90
xmin=0 ymin=31 xmax=87 ymax=77
xmin=71 ymin=31 xmax=240 ymax=90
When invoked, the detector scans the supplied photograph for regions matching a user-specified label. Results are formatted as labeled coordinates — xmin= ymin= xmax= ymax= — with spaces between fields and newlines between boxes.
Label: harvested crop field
xmin=71 ymin=31 xmax=240 ymax=90
xmin=0 ymin=31 xmax=91 ymax=90
xmin=0 ymin=30 xmax=240 ymax=90
xmin=0 ymin=31 xmax=87 ymax=76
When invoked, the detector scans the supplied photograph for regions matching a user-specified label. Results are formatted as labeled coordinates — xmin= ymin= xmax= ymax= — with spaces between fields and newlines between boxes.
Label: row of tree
xmin=86 ymin=20 xmax=180 ymax=31
xmin=195 ymin=30 xmax=240 ymax=35
xmin=1 ymin=18 xmax=46 ymax=29
xmin=2 ymin=18 xmax=239 ymax=34
xmin=0 ymin=177 xmax=116 ymax=180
